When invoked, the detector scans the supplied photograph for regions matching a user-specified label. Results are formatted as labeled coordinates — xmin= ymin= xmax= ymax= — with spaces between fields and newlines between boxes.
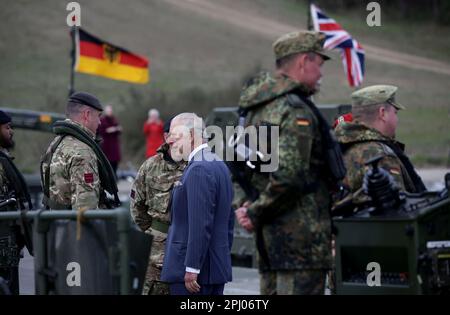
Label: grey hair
xmin=172 ymin=112 xmax=205 ymax=139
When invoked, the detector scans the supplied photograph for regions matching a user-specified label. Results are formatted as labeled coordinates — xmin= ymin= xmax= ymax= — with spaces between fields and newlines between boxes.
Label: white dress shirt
xmin=186 ymin=143 xmax=209 ymax=274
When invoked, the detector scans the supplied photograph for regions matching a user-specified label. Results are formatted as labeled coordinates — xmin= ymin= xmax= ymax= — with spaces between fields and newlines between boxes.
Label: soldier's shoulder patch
xmin=84 ymin=173 xmax=94 ymax=184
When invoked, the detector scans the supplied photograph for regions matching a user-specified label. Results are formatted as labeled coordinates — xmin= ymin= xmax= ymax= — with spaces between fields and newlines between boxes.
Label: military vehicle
xmin=204 ymin=104 xmax=352 ymax=267
xmin=332 ymin=157 xmax=450 ymax=294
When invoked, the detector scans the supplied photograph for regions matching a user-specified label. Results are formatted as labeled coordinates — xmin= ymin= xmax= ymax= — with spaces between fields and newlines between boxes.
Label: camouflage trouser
xmin=142 ymin=273 xmax=169 ymax=295
xmin=142 ymin=231 xmax=169 ymax=295
xmin=260 ymin=269 xmax=327 ymax=295
xmin=326 ymin=269 xmax=336 ymax=295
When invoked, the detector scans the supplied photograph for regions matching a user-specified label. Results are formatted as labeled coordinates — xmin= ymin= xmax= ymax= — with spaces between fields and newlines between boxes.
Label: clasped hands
xmin=235 ymin=201 xmax=254 ymax=232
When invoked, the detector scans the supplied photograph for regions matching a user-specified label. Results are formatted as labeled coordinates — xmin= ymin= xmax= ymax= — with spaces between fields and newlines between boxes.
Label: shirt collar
xmin=188 ymin=143 xmax=209 ymax=162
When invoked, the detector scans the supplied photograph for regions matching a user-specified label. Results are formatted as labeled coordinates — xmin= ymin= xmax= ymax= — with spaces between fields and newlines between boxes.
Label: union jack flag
xmin=310 ymin=4 xmax=365 ymax=87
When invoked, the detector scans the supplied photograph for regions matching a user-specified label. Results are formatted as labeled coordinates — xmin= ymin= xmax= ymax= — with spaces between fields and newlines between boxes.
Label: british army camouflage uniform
xmin=335 ymin=85 xmax=426 ymax=204
xmin=41 ymin=119 xmax=100 ymax=210
xmin=237 ymin=32 xmax=334 ymax=295
xmin=0 ymin=149 xmax=21 ymax=294
xmin=130 ymin=143 xmax=186 ymax=295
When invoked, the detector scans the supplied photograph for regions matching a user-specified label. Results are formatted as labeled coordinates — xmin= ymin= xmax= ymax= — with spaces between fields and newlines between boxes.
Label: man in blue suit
xmin=161 ymin=113 xmax=234 ymax=295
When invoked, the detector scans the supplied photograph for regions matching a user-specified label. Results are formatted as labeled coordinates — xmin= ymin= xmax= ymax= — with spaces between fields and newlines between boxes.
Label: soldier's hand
xmin=235 ymin=207 xmax=254 ymax=232
xmin=184 ymin=272 xmax=200 ymax=294
xmin=241 ymin=217 xmax=254 ymax=232
xmin=235 ymin=207 xmax=247 ymax=222
xmin=242 ymin=200 xmax=252 ymax=208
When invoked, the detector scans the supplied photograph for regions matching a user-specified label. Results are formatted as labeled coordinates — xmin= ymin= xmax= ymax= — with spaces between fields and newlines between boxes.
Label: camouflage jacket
xmin=335 ymin=122 xmax=417 ymax=203
xmin=0 ymin=148 xmax=11 ymax=199
xmin=41 ymin=119 xmax=100 ymax=210
xmin=238 ymin=71 xmax=332 ymax=270
xmin=130 ymin=143 xmax=186 ymax=235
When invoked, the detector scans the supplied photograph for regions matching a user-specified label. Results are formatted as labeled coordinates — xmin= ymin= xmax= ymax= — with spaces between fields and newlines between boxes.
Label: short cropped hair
xmin=66 ymin=101 xmax=89 ymax=118
xmin=352 ymin=103 xmax=391 ymax=124
xmin=275 ymin=52 xmax=316 ymax=69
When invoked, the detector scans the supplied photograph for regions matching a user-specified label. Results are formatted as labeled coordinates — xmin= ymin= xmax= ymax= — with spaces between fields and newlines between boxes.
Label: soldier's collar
xmin=65 ymin=119 xmax=96 ymax=138
xmin=276 ymin=73 xmax=316 ymax=97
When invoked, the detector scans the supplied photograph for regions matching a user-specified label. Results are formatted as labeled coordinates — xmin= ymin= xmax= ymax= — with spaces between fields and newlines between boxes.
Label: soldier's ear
xmin=296 ymin=53 xmax=307 ymax=69
xmin=378 ymin=105 xmax=387 ymax=122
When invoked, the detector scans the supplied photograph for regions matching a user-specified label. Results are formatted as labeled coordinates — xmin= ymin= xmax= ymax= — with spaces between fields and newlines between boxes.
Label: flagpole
xmin=307 ymin=0 xmax=315 ymax=103
xmin=69 ymin=25 xmax=76 ymax=97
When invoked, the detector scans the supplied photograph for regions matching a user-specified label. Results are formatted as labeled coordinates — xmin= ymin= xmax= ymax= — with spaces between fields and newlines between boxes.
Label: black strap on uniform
xmin=41 ymin=135 xmax=67 ymax=209
xmin=52 ymin=121 xmax=121 ymax=208
xmin=286 ymin=93 xmax=347 ymax=185
xmin=225 ymin=107 xmax=260 ymax=201
xmin=383 ymin=142 xmax=426 ymax=193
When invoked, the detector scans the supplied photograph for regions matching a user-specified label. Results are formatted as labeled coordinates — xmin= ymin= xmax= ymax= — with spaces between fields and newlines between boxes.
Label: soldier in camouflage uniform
xmin=335 ymin=85 xmax=426 ymax=205
xmin=234 ymin=31 xmax=336 ymax=295
xmin=40 ymin=92 xmax=111 ymax=210
xmin=0 ymin=110 xmax=33 ymax=295
xmin=130 ymin=120 xmax=186 ymax=295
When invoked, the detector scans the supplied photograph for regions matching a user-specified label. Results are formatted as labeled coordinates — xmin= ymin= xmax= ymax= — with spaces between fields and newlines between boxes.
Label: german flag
xmin=73 ymin=28 xmax=149 ymax=84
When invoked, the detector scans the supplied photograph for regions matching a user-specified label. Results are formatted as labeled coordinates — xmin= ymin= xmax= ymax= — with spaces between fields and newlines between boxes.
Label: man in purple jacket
xmin=98 ymin=105 xmax=122 ymax=175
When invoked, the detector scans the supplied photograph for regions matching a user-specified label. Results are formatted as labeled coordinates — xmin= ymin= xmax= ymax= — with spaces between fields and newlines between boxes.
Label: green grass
xmin=1 ymin=0 xmax=449 ymax=171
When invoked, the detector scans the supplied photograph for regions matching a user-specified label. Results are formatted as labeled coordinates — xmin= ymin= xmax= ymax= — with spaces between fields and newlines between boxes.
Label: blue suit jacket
xmin=161 ymin=148 xmax=234 ymax=284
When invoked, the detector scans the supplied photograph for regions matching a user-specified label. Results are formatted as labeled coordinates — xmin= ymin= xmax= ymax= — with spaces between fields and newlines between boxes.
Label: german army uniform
xmin=234 ymin=31 xmax=339 ymax=295
xmin=335 ymin=85 xmax=426 ymax=205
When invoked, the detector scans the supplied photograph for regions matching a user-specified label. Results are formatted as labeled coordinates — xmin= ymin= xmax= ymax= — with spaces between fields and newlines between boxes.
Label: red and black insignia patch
xmin=296 ymin=118 xmax=310 ymax=127
xmin=130 ymin=189 xmax=136 ymax=199
xmin=84 ymin=173 xmax=94 ymax=184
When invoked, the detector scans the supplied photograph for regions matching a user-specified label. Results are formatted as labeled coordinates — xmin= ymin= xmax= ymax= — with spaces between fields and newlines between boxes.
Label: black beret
xmin=69 ymin=91 xmax=103 ymax=111
xmin=0 ymin=110 xmax=12 ymax=125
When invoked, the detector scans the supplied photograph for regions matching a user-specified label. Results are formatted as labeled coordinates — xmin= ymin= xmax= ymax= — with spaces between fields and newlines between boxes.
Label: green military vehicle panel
xmin=1 ymin=107 xmax=65 ymax=133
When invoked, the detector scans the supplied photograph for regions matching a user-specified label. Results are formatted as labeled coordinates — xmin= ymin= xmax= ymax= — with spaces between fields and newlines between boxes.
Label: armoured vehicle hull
xmin=334 ymin=192 xmax=450 ymax=294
